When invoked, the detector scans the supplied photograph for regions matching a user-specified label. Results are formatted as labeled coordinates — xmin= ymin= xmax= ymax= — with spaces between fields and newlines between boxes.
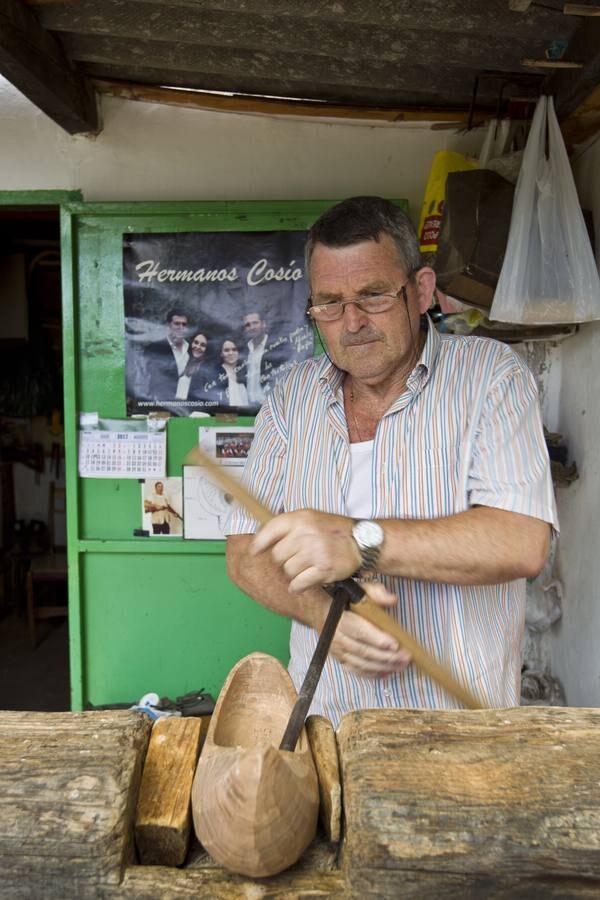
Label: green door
xmin=62 ymin=201 xmax=335 ymax=710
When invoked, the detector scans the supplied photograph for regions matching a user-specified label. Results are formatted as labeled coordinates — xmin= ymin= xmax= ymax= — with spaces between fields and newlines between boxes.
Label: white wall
xmin=551 ymin=134 xmax=600 ymax=706
xmin=0 ymin=76 xmax=483 ymax=221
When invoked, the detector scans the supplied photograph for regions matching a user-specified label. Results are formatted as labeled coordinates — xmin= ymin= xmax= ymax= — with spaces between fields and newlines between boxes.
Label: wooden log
xmin=337 ymin=707 xmax=600 ymax=895
xmin=306 ymin=715 xmax=342 ymax=842
xmin=0 ymin=710 xmax=151 ymax=896
xmin=191 ymin=653 xmax=319 ymax=878
xmin=135 ymin=716 xmax=203 ymax=866
xmin=113 ymin=865 xmax=346 ymax=897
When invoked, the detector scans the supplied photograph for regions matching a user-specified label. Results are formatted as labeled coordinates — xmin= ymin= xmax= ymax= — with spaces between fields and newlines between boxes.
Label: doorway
xmin=0 ymin=201 xmax=69 ymax=710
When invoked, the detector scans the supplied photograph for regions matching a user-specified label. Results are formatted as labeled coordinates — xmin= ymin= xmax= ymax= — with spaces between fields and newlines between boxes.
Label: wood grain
xmin=306 ymin=715 xmax=342 ymax=842
xmin=135 ymin=716 xmax=203 ymax=866
xmin=191 ymin=652 xmax=319 ymax=877
xmin=0 ymin=710 xmax=151 ymax=894
xmin=337 ymin=706 xmax=600 ymax=887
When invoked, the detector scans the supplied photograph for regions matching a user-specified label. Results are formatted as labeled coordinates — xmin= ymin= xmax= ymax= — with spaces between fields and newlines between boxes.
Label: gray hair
xmin=304 ymin=196 xmax=421 ymax=290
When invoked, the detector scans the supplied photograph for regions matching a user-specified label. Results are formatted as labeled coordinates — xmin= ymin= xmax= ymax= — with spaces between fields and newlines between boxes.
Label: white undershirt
xmin=346 ymin=440 xmax=374 ymax=519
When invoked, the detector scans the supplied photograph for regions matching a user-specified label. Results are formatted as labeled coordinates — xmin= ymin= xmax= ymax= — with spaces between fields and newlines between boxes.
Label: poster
xmin=123 ymin=231 xmax=313 ymax=417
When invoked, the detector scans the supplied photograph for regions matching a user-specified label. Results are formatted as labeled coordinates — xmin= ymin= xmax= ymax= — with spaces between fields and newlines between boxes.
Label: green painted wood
xmin=79 ymin=551 xmax=289 ymax=706
xmin=61 ymin=198 xmax=408 ymax=710
xmin=0 ymin=189 xmax=82 ymax=205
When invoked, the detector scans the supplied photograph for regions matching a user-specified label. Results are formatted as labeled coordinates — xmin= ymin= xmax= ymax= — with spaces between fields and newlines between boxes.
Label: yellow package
xmin=418 ymin=150 xmax=478 ymax=253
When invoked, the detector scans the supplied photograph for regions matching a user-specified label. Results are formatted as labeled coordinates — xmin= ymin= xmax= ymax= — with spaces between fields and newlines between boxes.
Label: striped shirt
xmin=227 ymin=319 xmax=558 ymax=727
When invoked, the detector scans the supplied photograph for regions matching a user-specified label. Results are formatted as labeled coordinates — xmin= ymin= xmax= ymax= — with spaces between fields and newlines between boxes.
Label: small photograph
xmin=215 ymin=431 xmax=254 ymax=462
xmin=141 ymin=476 xmax=183 ymax=536
xmin=199 ymin=425 xmax=255 ymax=467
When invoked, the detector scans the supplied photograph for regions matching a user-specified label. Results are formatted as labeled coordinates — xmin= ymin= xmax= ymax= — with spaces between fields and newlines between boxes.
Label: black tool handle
xmin=279 ymin=578 xmax=365 ymax=752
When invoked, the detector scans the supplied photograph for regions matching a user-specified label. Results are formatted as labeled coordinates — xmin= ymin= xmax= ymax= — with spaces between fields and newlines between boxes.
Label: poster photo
xmin=141 ymin=476 xmax=183 ymax=537
xmin=123 ymin=230 xmax=314 ymax=418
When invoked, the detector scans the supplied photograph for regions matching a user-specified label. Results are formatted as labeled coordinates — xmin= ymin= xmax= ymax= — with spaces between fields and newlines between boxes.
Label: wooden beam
xmin=0 ymin=0 xmax=98 ymax=134
xmin=522 ymin=58 xmax=583 ymax=68
xmin=306 ymin=715 xmax=342 ymax=843
xmin=135 ymin=716 xmax=204 ymax=867
xmin=509 ymin=0 xmax=532 ymax=9
xmin=563 ymin=3 xmax=600 ymax=14
xmin=94 ymin=78 xmax=478 ymax=124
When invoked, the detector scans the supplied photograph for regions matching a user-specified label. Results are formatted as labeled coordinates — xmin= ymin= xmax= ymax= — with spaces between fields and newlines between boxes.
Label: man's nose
xmin=342 ymin=300 xmax=369 ymax=330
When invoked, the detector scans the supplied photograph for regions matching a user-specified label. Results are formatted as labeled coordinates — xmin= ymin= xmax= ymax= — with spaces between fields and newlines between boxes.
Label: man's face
xmin=243 ymin=313 xmax=266 ymax=342
xmin=155 ymin=482 xmax=164 ymax=494
xmin=309 ymin=234 xmax=430 ymax=386
xmin=168 ymin=315 xmax=188 ymax=344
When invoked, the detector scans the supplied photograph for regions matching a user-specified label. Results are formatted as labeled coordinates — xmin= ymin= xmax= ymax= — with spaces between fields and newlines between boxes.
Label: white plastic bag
xmin=490 ymin=95 xmax=600 ymax=325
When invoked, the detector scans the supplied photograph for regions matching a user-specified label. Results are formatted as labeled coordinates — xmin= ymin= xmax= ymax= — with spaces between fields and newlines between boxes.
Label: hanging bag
xmin=490 ymin=95 xmax=600 ymax=324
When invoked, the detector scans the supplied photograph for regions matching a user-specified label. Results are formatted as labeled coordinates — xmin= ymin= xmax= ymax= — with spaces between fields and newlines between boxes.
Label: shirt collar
xmin=248 ymin=334 xmax=267 ymax=352
xmin=407 ymin=313 xmax=440 ymax=392
xmin=317 ymin=314 xmax=440 ymax=403
xmin=168 ymin=336 xmax=188 ymax=352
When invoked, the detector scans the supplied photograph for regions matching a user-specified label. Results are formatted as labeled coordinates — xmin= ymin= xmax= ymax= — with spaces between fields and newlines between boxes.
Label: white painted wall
xmin=0 ymin=75 xmax=483 ymax=221
xmin=551 ymin=134 xmax=600 ymax=706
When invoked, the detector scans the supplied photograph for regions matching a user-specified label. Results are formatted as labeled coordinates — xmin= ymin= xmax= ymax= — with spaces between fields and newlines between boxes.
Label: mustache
xmin=340 ymin=326 xmax=383 ymax=347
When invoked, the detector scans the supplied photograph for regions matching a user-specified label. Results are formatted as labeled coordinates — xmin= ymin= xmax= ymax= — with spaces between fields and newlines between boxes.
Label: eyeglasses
xmin=307 ymin=285 xmax=408 ymax=322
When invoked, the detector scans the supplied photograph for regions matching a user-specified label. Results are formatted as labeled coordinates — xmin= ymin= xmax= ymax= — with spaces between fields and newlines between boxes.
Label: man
xmin=145 ymin=309 xmax=189 ymax=402
xmin=243 ymin=311 xmax=270 ymax=406
xmin=145 ymin=481 xmax=171 ymax=535
xmin=226 ymin=196 xmax=557 ymax=727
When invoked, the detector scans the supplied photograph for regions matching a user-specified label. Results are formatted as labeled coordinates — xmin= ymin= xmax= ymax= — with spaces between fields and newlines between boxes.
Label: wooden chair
xmin=26 ymin=482 xmax=68 ymax=648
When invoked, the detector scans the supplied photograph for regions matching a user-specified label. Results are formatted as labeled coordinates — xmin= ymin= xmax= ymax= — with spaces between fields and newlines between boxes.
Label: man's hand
xmin=251 ymin=509 xmax=362 ymax=593
xmin=328 ymin=581 xmax=411 ymax=678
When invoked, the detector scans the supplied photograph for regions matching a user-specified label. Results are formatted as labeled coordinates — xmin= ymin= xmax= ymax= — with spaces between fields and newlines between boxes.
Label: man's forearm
xmin=226 ymin=534 xmax=329 ymax=630
xmin=252 ymin=505 xmax=552 ymax=595
xmin=378 ymin=507 xmax=551 ymax=584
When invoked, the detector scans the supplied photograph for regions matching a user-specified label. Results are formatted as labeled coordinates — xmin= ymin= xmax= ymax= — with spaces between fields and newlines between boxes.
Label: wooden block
xmin=135 ymin=716 xmax=203 ymax=866
xmin=337 ymin=707 xmax=600 ymax=893
xmin=0 ymin=710 xmax=151 ymax=894
xmin=306 ymin=714 xmax=342 ymax=842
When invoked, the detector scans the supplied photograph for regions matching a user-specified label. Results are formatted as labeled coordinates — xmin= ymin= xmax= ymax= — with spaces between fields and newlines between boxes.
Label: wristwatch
xmin=351 ymin=519 xmax=385 ymax=572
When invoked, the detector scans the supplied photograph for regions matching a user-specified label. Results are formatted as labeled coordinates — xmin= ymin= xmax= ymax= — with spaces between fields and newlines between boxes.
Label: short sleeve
xmin=224 ymin=393 xmax=287 ymax=535
xmin=468 ymin=358 xmax=559 ymax=533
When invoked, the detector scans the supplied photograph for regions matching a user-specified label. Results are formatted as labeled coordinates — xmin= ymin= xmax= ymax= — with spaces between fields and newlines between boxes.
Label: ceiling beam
xmin=0 ymin=0 xmax=98 ymax=134
xmin=545 ymin=16 xmax=600 ymax=120
xmin=93 ymin=78 xmax=485 ymax=125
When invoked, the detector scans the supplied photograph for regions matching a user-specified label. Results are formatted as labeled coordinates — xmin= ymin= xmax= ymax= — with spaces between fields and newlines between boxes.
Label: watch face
xmin=354 ymin=519 xmax=384 ymax=549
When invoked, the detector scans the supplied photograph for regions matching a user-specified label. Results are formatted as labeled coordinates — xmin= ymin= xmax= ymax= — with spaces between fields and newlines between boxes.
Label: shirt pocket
xmin=385 ymin=443 xmax=462 ymax=519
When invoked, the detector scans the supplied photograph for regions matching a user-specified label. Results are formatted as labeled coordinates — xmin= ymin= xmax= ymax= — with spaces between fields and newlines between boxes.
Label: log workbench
xmin=2 ymin=707 xmax=600 ymax=898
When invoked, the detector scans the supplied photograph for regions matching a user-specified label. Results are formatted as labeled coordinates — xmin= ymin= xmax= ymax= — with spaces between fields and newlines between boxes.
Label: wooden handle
xmin=185 ymin=445 xmax=484 ymax=709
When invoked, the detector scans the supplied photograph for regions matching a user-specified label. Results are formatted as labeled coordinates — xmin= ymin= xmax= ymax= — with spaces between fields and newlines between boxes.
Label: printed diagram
xmin=183 ymin=466 xmax=244 ymax=539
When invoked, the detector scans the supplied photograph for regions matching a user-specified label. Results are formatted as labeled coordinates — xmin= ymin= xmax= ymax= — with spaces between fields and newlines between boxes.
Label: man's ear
xmin=413 ymin=266 xmax=437 ymax=314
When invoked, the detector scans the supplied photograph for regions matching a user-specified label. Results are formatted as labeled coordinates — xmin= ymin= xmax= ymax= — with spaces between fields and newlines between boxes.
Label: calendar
xmin=78 ymin=430 xmax=166 ymax=478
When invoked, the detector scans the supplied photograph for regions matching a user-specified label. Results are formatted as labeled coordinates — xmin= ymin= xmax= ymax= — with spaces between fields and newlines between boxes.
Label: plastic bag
xmin=417 ymin=150 xmax=478 ymax=254
xmin=490 ymin=95 xmax=600 ymax=325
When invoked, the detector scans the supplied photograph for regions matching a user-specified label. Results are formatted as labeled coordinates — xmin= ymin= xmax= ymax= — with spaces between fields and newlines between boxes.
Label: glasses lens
xmin=360 ymin=294 xmax=397 ymax=313
xmin=313 ymin=304 xmax=341 ymax=321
